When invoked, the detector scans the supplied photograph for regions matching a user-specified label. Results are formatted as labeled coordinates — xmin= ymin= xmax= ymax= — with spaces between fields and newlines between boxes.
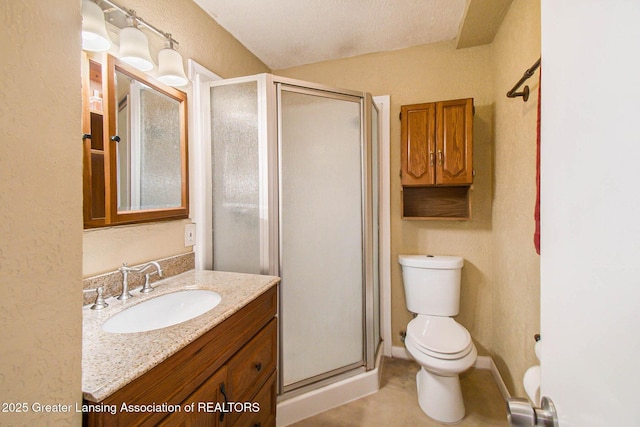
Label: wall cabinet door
xmin=401 ymin=98 xmax=473 ymax=186
xmin=436 ymin=98 xmax=473 ymax=185
xmin=401 ymin=102 xmax=437 ymax=185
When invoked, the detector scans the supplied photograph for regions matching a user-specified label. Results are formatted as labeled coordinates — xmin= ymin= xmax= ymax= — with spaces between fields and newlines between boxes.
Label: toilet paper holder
xmin=506 ymin=396 xmax=559 ymax=427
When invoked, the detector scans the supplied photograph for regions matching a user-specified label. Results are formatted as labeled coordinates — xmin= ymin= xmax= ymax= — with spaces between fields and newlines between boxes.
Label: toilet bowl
xmin=398 ymin=254 xmax=477 ymax=424
xmin=404 ymin=315 xmax=477 ymax=424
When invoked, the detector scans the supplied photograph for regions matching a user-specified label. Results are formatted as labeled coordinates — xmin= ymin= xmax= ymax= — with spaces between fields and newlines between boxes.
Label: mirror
xmin=82 ymin=54 xmax=188 ymax=227
xmin=114 ymin=69 xmax=184 ymax=211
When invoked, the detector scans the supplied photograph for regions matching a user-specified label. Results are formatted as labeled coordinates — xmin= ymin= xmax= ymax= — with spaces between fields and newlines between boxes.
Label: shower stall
xmin=206 ymin=74 xmax=382 ymax=401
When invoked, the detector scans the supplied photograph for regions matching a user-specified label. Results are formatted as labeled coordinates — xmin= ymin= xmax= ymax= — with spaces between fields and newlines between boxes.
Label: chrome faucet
xmin=118 ymin=261 xmax=164 ymax=300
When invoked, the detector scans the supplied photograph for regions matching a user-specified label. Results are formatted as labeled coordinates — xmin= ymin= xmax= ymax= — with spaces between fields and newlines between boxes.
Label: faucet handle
xmin=84 ymin=286 xmax=109 ymax=310
xmin=140 ymin=272 xmax=158 ymax=293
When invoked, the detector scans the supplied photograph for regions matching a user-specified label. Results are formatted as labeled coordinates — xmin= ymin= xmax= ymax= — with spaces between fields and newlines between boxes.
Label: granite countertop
xmin=82 ymin=269 xmax=280 ymax=402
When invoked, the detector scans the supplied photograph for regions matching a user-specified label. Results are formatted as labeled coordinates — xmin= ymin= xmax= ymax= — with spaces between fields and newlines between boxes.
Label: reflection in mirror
xmin=102 ymin=55 xmax=188 ymax=225
xmin=115 ymin=70 xmax=183 ymax=211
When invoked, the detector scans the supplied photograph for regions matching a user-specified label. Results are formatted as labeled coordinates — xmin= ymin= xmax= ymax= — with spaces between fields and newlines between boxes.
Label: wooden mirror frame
xmin=82 ymin=53 xmax=189 ymax=228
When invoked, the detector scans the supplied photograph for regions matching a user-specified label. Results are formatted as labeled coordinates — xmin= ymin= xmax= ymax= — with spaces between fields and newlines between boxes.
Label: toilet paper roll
xmin=523 ymin=365 xmax=541 ymax=406
xmin=534 ymin=340 xmax=542 ymax=361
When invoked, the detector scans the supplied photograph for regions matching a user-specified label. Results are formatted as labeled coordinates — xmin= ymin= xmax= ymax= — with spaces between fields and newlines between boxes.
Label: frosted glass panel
xmin=280 ymin=89 xmax=364 ymax=387
xmin=139 ymin=86 xmax=182 ymax=208
xmin=115 ymin=74 xmax=182 ymax=211
xmin=211 ymin=82 xmax=261 ymax=273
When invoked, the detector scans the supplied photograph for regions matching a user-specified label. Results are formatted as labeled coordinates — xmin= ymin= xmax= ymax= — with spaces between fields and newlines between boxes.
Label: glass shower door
xmin=278 ymin=85 xmax=365 ymax=391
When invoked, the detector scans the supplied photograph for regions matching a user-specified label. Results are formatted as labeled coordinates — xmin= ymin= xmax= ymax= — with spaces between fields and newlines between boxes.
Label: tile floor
xmin=290 ymin=357 xmax=509 ymax=426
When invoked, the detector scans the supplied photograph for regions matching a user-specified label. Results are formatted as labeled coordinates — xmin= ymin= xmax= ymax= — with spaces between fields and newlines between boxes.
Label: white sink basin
xmin=102 ymin=290 xmax=222 ymax=333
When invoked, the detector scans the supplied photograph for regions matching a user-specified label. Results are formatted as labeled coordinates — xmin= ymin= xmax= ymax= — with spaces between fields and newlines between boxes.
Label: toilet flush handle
xmin=506 ymin=396 xmax=559 ymax=427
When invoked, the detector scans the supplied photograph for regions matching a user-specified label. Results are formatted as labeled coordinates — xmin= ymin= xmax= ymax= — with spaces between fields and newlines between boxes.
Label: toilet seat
xmin=406 ymin=316 xmax=473 ymax=360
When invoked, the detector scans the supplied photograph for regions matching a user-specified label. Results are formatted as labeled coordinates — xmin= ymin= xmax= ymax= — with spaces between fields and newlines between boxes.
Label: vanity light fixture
xmin=87 ymin=0 xmax=190 ymax=85
xmin=156 ymin=36 xmax=188 ymax=87
xmin=118 ymin=17 xmax=154 ymax=72
xmin=81 ymin=0 xmax=112 ymax=52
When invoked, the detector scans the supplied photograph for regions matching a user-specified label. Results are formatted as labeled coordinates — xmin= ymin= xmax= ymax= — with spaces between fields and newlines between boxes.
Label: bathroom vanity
xmin=82 ymin=270 xmax=279 ymax=426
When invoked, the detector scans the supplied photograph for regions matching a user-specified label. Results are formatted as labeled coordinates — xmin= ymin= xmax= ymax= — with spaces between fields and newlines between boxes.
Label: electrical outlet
xmin=184 ymin=223 xmax=196 ymax=247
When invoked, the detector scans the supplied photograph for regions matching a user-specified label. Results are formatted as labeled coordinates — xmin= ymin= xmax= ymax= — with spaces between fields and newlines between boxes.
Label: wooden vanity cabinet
xmin=401 ymin=98 xmax=473 ymax=186
xmin=83 ymin=286 xmax=278 ymax=427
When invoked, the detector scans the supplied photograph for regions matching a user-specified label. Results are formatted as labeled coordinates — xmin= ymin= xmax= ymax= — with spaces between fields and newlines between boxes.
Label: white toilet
xmin=399 ymin=254 xmax=477 ymax=424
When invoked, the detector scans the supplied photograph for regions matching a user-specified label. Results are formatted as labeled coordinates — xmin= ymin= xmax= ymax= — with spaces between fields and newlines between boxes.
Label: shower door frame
xmin=205 ymin=73 xmax=382 ymax=397
xmin=275 ymin=80 xmax=378 ymax=395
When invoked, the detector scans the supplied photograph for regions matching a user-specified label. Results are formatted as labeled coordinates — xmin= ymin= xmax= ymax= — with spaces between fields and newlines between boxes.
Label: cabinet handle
xmin=82 ymin=133 xmax=92 ymax=140
xmin=110 ymin=135 xmax=121 ymax=143
xmin=254 ymin=362 xmax=262 ymax=372
xmin=219 ymin=382 xmax=228 ymax=423
xmin=254 ymin=423 xmax=261 ymax=427
xmin=438 ymin=150 xmax=443 ymax=166
xmin=429 ymin=152 xmax=435 ymax=166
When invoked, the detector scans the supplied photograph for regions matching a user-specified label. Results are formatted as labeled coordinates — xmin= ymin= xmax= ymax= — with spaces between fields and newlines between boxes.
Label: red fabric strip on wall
xmin=534 ymin=67 xmax=541 ymax=255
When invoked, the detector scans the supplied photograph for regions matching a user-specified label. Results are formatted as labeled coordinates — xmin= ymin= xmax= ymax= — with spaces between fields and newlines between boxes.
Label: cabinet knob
xmin=82 ymin=133 xmax=92 ymax=140
xmin=110 ymin=135 xmax=121 ymax=143
xmin=254 ymin=362 xmax=262 ymax=372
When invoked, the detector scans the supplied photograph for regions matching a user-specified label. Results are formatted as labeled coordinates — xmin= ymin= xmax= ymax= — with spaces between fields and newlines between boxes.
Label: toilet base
xmin=416 ymin=367 xmax=465 ymax=424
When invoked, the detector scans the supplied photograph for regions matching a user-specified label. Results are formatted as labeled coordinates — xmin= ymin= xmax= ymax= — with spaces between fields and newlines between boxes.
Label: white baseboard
xmin=391 ymin=345 xmax=511 ymax=400
xmin=489 ymin=358 xmax=511 ymax=399
xmin=391 ymin=345 xmax=411 ymax=359
xmin=276 ymin=352 xmax=383 ymax=427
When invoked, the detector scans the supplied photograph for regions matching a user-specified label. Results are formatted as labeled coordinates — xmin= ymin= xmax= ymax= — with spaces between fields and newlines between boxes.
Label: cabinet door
xmin=231 ymin=373 xmax=276 ymax=427
xmin=227 ymin=319 xmax=277 ymax=402
xmin=436 ymin=98 xmax=473 ymax=185
xmin=401 ymin=103 xmax=436 ymax=186
xmin=82 ymin=54 xmax=108 ymax=227
xmin=158 ymin=366 xmax=228 ymax=427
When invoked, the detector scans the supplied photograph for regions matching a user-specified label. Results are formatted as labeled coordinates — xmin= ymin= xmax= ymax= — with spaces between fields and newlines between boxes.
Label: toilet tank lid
xmin=398 ymin=255 xmax=463 ymax=269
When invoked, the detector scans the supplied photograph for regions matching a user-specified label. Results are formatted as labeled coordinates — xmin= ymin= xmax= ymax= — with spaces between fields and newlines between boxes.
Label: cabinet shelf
xmin=402 ymin=186 xmax=471 ymax=220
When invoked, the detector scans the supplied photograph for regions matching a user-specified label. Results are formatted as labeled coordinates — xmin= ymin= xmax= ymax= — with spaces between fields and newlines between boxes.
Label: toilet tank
xmin=398 ymin=255 xmax=464 ymax=316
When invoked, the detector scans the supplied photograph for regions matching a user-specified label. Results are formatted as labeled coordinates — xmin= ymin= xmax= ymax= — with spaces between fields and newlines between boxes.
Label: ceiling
xmin=192 ymin=0 xmax=513 ymax=70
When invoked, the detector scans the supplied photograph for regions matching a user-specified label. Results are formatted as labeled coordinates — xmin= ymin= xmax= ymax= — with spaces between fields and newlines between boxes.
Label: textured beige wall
xmin=82 ymin=0 xmax=270 ymax=277
xmin=83 ymin=220 xmax=193 ymax=276
xmin=0 ymin=0 xmax=83 ymax=424
xmin=274 ymin=42 xmax=495 ymax=353
xmin=490 ymin=0 xmax=541 ymax=397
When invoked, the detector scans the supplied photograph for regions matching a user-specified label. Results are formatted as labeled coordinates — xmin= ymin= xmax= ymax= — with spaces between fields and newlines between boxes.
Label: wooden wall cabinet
xmin=84 ymin=286 xmax=278 ymax=427
xmin=400 ymin=98 xmax=474 ymax=219
xmin=81 ymin=53 xmax=189 ymax=228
